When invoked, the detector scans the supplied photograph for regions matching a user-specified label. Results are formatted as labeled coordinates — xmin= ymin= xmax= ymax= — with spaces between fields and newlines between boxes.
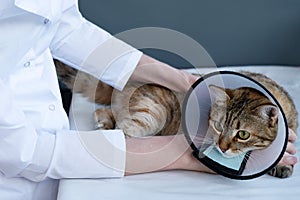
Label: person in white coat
xmin=0 ymin=0 xmax=297 ymax=199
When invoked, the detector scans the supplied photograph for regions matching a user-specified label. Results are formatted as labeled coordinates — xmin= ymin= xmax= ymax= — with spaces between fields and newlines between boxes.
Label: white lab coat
xmin=0 ymin=0 xmax=142 ymax=199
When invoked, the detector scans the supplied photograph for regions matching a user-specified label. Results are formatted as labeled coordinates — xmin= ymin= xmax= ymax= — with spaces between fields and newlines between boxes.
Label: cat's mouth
xmin=215 ymin=146 xmax=241 ymax=158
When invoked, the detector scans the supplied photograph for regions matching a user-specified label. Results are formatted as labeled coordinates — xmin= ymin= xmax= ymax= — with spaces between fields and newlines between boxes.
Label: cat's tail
xmin=54 ymin=59 xmax=113 ymax=105
xmin=54 ymin=59 xmax=78 ymax=90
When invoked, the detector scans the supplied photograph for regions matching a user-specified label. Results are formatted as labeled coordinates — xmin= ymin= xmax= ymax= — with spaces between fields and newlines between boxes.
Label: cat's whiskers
xmin=238 ymin=149 xmax=272 ymax=174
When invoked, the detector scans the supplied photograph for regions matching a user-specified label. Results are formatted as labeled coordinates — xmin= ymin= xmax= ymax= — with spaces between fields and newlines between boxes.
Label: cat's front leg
xmin=268 ymin=165 xmax=293 ymax=178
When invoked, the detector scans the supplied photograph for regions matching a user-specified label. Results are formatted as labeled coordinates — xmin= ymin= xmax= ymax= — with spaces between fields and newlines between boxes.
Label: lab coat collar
xmin=14 ymin=0 xmax=62 ymax=21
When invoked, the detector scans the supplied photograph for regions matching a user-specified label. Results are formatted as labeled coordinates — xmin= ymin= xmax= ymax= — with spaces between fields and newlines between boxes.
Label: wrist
xmin=131 ymin=54 xmax=198 ymax=92
xmin=125 ymin=133 xmax=214 ymax=175
xmin=169 ymin=134 xmax=215 ymax=173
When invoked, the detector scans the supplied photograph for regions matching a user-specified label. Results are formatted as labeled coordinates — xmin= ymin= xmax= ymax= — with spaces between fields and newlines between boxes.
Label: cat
xmin=54 ymin=60 xmax=298 ymax=178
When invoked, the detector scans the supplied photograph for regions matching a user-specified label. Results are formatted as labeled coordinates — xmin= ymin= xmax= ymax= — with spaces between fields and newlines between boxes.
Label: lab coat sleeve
xmin=0 ymin=80 xmax=126 ymax=182
xmin=50 ymin=2 xmax=142 ymax=90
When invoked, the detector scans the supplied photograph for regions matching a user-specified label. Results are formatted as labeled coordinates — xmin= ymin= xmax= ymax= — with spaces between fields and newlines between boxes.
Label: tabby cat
xmin=55 ymin=60 xmax=298 ymax=178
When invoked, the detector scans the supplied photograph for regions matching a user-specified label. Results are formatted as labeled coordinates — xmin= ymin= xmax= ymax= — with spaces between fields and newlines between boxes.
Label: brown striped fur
xmin=55 ymin=60 xmax=298 ymax=178
xmin=97 ymin=83 xmax=182 ymax=137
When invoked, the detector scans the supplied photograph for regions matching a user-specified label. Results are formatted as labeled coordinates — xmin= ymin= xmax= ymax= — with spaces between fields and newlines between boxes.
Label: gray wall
xmin=79 ymin=0 xmax=300 ymax=68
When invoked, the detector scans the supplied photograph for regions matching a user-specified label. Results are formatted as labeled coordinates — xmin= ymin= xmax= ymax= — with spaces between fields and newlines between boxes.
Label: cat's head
xmin=208 ymin=85 xmax=278 ymax=158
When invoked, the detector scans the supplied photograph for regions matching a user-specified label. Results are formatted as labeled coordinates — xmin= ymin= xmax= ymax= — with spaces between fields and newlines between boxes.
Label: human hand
xmin=279 ymin=128 xmax=298 ymax=166
xmin=131 ymin=55 xmax=199 ymax=92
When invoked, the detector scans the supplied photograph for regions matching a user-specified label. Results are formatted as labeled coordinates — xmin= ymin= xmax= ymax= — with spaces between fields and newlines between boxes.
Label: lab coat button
xmin=44 ymin=18 xmax=49 ymax=24
xmin=49 ymin=104 xmax=55 ymax=111
xmin=24 ymin=61 xmax=31 ymax=67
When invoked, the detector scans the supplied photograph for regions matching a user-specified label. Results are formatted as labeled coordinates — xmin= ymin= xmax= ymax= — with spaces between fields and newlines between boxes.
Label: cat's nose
xmin=220 ymin=147 xmax=227 ymax=153
xmin=219 ymin=142 xmax=229 ymax=153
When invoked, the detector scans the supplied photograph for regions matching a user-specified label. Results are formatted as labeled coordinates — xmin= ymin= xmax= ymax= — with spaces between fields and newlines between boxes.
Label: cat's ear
xmin=257 ymin=105 xmax=278 ymax=127
xmin=209 ymin=85 xmax=230 ymax=104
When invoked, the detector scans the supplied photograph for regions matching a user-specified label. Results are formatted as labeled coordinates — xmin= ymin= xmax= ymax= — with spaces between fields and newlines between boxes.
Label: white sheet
xmin=58 ymin=66 xmax=300 ymax=200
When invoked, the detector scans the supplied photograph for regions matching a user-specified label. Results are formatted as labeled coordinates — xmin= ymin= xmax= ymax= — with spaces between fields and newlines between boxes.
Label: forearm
xmin=125 ymin=134 xmax=213 ymax=175
xmin=130 ymin=54 xmax=198 ymax=92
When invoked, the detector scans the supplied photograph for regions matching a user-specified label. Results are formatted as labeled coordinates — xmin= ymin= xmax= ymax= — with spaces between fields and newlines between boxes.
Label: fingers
xmin=288 ymin=128 xmax=297 ymax=142
xmin=189 ymin=73 xmax=199 ymax=85
xmin=278 ymin=129 xmax=298 ymax=166
xmin=279 ymin=152 xmax=298 ymax=166
xmin=180 ymin=70 xmax=199 ymax=90
xmin=286 ymin=142 xmax=297 ymax=155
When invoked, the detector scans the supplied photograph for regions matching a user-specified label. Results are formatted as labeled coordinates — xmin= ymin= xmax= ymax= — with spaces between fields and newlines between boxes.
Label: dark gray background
xmin=78 ymin=0 xmax=300 ymax=68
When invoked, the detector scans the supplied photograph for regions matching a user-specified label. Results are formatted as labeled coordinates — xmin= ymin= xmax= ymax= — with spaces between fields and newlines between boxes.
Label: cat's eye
xmin=236 ymin=131 xmax=250 ymax=140
xmin=214 ymin=121 xmax=223 ymax=132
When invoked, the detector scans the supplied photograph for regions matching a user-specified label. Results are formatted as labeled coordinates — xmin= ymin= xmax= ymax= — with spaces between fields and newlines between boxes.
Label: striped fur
xmin=95 ymin=83 xmax=182 ymax=137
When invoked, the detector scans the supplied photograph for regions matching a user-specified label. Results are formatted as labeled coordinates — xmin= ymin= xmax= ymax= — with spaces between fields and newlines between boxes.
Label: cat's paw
xmin=268 ymin=165 xmax=293 ymax=178
xmin=94 ymin=108 xmax=115 ymax=130
xmin=94 ymin=120 xmax=114 ymax=130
